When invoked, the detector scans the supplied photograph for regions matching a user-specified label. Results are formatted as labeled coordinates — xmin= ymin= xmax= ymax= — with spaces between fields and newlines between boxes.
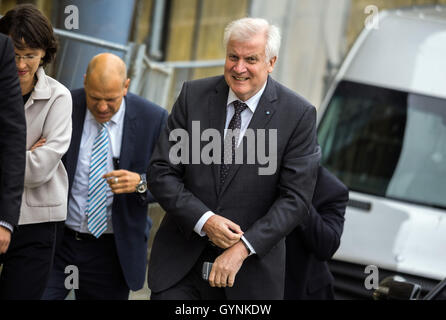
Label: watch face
xmin=137 ymin=183 xmax=147 ymax=193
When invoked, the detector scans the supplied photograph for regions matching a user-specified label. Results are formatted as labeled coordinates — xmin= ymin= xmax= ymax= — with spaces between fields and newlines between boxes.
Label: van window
xmin=318 ymin=80 xmax=446 ymax=209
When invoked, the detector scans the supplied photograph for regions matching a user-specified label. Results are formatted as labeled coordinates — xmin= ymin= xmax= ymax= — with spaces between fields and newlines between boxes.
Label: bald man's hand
xmin=104 ymin=170 xmax=141 ymax=194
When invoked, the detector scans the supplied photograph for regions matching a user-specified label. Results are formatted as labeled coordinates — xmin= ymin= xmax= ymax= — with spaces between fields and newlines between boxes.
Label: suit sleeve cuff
xmin=241 ymin=235 xmax=256 ymax=256
xmin=194 ymin=211 xmax=215 ymax=236
xmin=0 ymin=221 xmax=14 ymax=233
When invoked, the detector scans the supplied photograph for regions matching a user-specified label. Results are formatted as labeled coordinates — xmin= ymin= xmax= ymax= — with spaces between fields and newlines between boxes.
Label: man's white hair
xmin=223 ymin=17 xmax=281 ymax=62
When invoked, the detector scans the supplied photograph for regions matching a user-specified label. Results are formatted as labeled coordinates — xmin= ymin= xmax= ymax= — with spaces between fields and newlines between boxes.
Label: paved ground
xmin=65 ymin=274 xmax=151 ymax=300
xmin=0 ymin=205 xmax=164 ymax=300
xmin=71 ymin=204 xmax=165 ymax=300
xmin=129 ymin=277 xmax=151 ymax=300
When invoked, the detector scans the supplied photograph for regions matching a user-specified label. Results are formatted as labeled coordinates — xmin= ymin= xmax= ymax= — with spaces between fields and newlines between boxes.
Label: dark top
xmin=0 ymin=34 xmax=26 ymax=227
xmin=23 ymin=92 xmax=31 ymax=104
xmin=285 ymin=166 xmax=349 ymax=299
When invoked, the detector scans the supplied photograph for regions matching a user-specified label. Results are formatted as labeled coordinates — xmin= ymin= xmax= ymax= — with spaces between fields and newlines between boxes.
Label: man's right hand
xmin=202 ymin=215 xmax=243 ymax=249
xmin=0 ymin=226 xmax=12 ymax=254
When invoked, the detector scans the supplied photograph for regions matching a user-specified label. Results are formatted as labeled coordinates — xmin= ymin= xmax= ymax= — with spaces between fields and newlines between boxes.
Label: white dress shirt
xmin=65 ymin=100 xmax=126 ymax=234
xmin=0 ymin=221 xmax=13 ymax=232
xmin=193 ymin=82 xmax=268 ymax=255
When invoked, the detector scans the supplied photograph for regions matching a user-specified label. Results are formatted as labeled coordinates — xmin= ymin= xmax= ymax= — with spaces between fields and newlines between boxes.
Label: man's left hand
xmin=104 ymin=170 xmax=141 ymax=194
xmin=208 ymin=241 xmax=249 ymax=288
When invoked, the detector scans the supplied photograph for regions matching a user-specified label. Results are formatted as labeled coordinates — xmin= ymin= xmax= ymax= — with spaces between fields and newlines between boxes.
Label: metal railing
xmin=51 ymin=28 xmax=224 ymax=110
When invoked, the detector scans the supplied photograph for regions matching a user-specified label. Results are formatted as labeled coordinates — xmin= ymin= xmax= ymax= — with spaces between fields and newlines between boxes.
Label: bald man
xmin=42 ymin=53 xmax=168 ymax=300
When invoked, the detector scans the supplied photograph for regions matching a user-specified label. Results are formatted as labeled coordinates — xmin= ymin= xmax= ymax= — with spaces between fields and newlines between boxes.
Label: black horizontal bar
xmin=348 ymin=198 xmax=372 ymax=211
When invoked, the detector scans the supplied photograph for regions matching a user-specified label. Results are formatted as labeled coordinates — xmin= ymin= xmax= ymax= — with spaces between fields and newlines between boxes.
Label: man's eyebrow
xmin=89 ymin=94 xmax=120 ymax=100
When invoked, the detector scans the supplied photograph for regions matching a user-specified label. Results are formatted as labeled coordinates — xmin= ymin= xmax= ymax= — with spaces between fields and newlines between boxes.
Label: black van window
xmin=318 ymin=80 xmax=446 ymax=209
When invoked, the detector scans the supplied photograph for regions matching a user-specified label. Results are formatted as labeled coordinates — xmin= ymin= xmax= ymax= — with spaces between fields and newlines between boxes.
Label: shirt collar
xmin=227 ymin=80 xmax=268 ymax=114
xmin=32 ymin=67 xmax=51 ymax=100
xmin=86 ymin=96 xmax=126 ymax=127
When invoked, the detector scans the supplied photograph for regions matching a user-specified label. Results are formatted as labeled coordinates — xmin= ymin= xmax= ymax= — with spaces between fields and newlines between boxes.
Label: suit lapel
xmin=119 ymin=95 xmax=136 ymax=170
xmin=66 ymin=90 xmax=87 ymax=187
xmin=246 ymin=77 xmax=278 ymax=132
xmin=209 ymin=78 xmax=229 ymax=196
xmin=219 ymin=77 xmax=278 ymax=196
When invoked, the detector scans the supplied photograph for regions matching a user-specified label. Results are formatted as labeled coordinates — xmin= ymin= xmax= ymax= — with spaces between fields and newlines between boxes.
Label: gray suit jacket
xmin=148 ymin=75 xmax=320 ymax=299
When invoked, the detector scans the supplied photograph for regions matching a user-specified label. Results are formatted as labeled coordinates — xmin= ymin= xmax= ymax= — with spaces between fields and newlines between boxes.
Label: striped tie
xmin=87 ymin=122 xmax=109 ymax=238
xmin=220 ymin=100 xmax=247 ymax=186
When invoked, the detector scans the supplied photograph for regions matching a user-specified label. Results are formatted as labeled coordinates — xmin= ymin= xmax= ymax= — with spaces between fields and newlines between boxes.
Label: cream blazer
xmin=19 ymin=67 xmax=72 ymax=225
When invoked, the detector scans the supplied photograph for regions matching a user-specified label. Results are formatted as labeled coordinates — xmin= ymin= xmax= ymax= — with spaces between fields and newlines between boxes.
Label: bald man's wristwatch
xmin=136 ymin=173 xmax=147 ymax=193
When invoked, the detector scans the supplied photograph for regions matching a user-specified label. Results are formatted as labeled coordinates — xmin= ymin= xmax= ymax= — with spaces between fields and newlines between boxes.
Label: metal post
xmin=149 ymin=0 xmax=167 ymax=60
xmin=129 ymin=44 xmax=147 ymax=94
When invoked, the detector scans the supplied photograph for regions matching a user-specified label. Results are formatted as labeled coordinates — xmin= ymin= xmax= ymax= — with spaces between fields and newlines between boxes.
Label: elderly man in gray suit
xmin=148 ymin=17 xmax=320 ymax=300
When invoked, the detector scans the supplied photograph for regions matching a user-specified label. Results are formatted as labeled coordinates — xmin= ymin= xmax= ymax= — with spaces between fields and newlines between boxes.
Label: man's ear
xmin=83 ymin=74 xmax=87 ymax=87
xmin=268 ymin=56 xmax=277 ymax=73
xmin=123 ymin=78 xmax=131 ymax=96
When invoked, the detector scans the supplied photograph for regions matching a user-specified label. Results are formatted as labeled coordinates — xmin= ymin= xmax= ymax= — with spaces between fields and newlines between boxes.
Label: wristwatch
xmin=136 ymin=173 xmax=148 ymax=193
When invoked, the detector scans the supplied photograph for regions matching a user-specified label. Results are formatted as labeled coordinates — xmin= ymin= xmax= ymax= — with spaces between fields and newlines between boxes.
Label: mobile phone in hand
xmin=202 ymin=262 xmax=213 ymax=281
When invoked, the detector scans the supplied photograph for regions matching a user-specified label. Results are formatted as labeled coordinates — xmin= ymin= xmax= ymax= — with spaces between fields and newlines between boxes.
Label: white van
xmin=317 ymin=5 xmax=446 ymax=299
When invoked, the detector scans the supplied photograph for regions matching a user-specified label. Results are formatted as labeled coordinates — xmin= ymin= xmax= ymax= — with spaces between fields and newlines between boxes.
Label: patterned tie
xmin=220 ymin=100 xmax=248 ymax=186
xmin=87 ymin=122 xmax=109 ymax=238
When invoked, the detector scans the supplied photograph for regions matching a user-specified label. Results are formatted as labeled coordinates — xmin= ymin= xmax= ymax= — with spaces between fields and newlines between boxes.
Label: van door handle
xmin=348 ymin=198 xmax=372 ymax=212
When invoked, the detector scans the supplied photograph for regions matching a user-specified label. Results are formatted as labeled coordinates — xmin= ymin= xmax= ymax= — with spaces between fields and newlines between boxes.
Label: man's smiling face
xmin=224 ymin=32 xmax=276 ymax=102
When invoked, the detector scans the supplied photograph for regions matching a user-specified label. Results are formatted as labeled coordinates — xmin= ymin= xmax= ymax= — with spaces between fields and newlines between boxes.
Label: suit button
xmin=216 ymin=207 xmax=221 ymax=213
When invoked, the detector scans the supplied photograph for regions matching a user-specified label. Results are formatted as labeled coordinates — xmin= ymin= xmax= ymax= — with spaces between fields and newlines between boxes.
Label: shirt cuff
xmin=194 ymin=211 xmax=215 ymax=237
xmin=0 ymin=221 xmax=14 ymax=233
xmin=241 ymin=235 xmax=256 ymax=256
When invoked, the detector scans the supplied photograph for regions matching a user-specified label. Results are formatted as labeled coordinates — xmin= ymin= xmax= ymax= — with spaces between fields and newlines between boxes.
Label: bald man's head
xmin=85 ymin=53 xmax=128 ymax=85
xmin=84 ymin=53 xmax=130 ymax=123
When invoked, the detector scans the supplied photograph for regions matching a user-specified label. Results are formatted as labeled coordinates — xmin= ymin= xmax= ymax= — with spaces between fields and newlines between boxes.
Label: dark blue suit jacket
xmin=285 ymin=166 xmax=348 ymax=299
xmin=63 ymin=88 xmax=168 ymax=290
xmin=0 ymin=34 xmax=26 ymax=228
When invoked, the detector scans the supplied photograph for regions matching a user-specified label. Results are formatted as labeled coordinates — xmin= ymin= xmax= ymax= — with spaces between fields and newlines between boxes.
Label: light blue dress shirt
xmin=65 ymin=100 xmax=126 ymax=234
